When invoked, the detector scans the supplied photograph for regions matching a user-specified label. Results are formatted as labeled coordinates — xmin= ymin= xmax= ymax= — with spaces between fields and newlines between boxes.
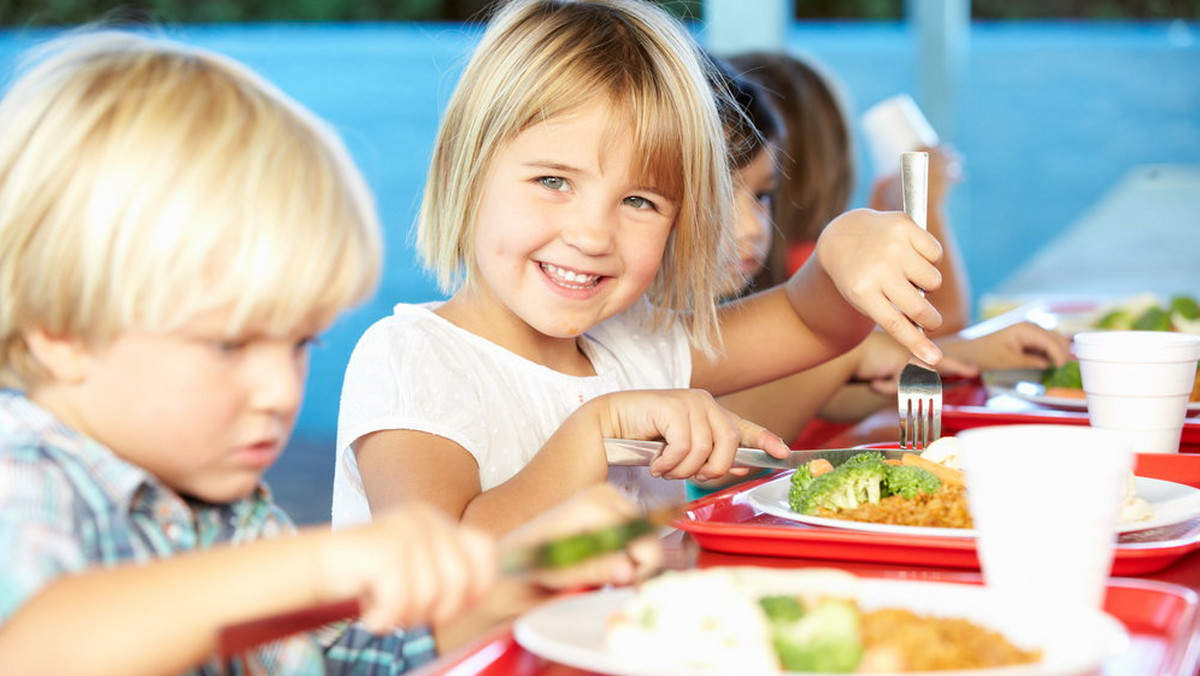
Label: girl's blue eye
xmin=623 ymin=195 xmax=656 ymax=210
xmin=539 ymin=176 xmax=567 ymax=191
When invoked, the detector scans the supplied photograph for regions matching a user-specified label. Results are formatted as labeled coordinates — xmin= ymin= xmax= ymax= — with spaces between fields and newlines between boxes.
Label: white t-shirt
xmin=332 ymin=302 xmax=692 ymax=528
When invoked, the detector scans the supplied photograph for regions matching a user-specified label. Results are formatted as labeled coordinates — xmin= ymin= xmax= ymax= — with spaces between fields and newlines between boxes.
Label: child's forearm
xmin=0 ymin=530 xmax=329 ymax=676
xmin=460 ymin=407 xmax=610 ymax=535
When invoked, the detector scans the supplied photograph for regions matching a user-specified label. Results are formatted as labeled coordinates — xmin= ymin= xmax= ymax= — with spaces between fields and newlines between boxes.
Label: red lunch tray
xmin=413 ymin=576 xmax=1200 ymax=676
xmin=940 ymin=380 xmax=1200 ymax=451
xmin=672 ymin=452 xmax=1200 ymax=577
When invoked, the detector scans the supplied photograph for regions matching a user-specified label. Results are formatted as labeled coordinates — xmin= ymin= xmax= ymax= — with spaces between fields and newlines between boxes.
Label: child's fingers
xmin=869 ymin=300 xmax=943 ymax=365
xmin=427 ymin=525 xmax=497 ymax=625
xmin=527 ymin=533 xmax=664 ymax=590
xmin=934 ymin=353 xmax=979 ymax=379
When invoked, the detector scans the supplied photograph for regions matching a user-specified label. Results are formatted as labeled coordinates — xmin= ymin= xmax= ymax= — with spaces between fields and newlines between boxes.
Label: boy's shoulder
xmin=0 ymin=390 xmax=108 ymax=502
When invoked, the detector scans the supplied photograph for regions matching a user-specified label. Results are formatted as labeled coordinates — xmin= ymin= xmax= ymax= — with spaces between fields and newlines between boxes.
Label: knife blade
xmin=604 ymin=438 xmax=908 ymax=471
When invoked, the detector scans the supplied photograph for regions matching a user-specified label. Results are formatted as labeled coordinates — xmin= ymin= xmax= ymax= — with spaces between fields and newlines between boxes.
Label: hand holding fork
xmin=897 ymin=151 xmax=943 ymax=450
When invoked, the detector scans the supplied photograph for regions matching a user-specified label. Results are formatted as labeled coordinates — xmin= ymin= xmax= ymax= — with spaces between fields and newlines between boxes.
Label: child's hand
xmin=941 ymin=322 xmax=1073 ymax=371
xmin=594 ymin=389 xmax=790 ymax=481
xmin=317 ymin=503 xmax=498 ymax=633
xmin=853 ymin=331 xmax=979 ymax=396
xmin=502 ymin=484 xmax=663 ymax=590
xmin=815 ymin=208 xmax=943 ymax=364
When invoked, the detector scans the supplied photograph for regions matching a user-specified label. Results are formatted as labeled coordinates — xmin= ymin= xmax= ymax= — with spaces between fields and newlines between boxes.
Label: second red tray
xmin=675 ymin=453 xmax=1200 ymax=576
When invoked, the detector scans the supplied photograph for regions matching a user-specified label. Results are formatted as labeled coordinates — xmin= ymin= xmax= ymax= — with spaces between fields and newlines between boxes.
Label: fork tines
xmin=897 ymin=363 xmax=943 ymax=451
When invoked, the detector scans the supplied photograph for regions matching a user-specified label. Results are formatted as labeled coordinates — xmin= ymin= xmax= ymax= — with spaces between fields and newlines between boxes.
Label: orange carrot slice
xmin=809 ymin=458 xmax=835 ymax=477
xmin=901 ymin=453 xmax=964 ymax=488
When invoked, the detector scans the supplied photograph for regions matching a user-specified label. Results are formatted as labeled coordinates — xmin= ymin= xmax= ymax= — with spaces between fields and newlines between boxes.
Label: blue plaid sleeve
xmin=319 ymin=621 xmax=438 ymax=675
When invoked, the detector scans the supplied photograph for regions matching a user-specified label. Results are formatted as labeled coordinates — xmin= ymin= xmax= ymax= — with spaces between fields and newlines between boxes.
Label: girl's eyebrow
xmin=521 ymin=160 xmax=582 ymax=174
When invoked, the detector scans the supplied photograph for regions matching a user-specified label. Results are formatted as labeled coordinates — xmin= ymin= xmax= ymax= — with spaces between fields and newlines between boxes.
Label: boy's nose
xmin=249 ymin=351 xmax=305 ymax=415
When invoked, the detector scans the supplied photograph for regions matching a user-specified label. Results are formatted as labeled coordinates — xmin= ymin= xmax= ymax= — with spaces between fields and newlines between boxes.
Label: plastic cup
xmin=1074 ymin=331 xmax=1200 ymax=454
xmin=959 ymin=424 xmax=1133 ymax=612
xmin=860 ymin=94 xmax=939 ymax=178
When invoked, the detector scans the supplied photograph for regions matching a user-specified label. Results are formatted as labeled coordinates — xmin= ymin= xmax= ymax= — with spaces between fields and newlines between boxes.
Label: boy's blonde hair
xmin=417 ymin=0 xmax=734 ymax=354
xmin=0 ymin=31 xmax=382 ymax=390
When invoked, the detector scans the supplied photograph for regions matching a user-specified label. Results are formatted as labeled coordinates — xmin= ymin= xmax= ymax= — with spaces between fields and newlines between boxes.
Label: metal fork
xmin=897 ymin=151 xmax=942 ymax=450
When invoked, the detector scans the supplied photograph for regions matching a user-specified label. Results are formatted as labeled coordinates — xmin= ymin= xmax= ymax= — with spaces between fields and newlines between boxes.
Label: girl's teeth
xmin=543 ymin=263 xmax=599 ymax=287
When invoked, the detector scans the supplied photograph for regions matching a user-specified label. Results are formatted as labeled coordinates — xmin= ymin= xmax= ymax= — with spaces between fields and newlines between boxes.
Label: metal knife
xmin=604 ymin=438 xmax=908 ymax=471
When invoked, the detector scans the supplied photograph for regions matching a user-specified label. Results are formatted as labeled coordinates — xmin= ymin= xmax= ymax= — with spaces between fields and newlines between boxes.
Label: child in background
xmin=335 ymin=0 xmax=947 ymax=535
xmin=0 ymin=31 xmax=659 ymax=676
xmin=710 ymin=54 xmax=1070 ymax=446
xmin=728 ymin=50 xmax=971 ymax=335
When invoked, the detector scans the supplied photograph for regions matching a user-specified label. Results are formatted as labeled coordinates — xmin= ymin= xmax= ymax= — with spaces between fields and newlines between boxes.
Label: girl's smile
xmin=438 ymin=98 xmax=679 ymax=369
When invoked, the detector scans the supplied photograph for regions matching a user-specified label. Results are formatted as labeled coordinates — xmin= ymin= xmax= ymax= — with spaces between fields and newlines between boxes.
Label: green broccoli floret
xmin=789 ymin=461 xmax=822 ymax=495
xmin=1095 ymin=308 xmax=1134 ymax=330
xmin=789 ymin=464 xmax=886 ymax=515
xmin=758 ymin=595 xmax=805 ymax=624
xmin=841 ymin=451 xmax=889 ymax=470
xmin=886 ymin=464 xmax=942 ymax=499
xmin=1042 ymin=360 xmax=1082 ymax=389
xmin=768 ymin=598 xmax=863 ymax=673
xmin=1133 ymin=306 xmax=1172 ymax=331
xmin=1170 ymin=295 xmax=1200 ymax=321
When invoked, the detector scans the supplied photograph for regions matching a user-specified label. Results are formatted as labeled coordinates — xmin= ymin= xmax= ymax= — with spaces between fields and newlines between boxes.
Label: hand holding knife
xmin=216 ymin=505 xmax=677 ymax=659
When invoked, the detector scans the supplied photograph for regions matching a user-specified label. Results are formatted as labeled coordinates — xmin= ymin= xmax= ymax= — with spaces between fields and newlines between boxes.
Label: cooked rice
xmin=861 ymin=607 xmax=1042 ymax=670
xmin=817 ymin=486 xmax=974 ymax=529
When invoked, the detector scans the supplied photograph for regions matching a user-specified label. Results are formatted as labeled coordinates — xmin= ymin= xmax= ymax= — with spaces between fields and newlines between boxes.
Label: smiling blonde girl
xmin=335 ymin=0 xmax=946 ymax=535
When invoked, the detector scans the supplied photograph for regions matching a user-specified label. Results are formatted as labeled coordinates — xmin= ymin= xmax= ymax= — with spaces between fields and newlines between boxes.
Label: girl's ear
xmin=23 ymin=328 xmax=92 ymax=384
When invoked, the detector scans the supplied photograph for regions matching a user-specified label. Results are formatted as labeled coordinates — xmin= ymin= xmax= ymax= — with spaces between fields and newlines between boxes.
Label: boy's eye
xmin=538 ymin=176 xmax=568 ymax=191
xmin=295 ymin=336 xmax=322 ymax=354
xmin=213 ymin=339 xmax=247 ymax=354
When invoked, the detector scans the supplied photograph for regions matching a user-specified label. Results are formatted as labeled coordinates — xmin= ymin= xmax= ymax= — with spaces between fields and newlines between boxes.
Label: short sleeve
xmin=337 ymin=316 xmax=493 ymax=462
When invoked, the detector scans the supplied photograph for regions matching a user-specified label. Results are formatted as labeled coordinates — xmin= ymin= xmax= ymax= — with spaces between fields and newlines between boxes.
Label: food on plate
xmin=1039 ymin=360 xmax=1087 ymax=400
xmin=918 ymin=435 xmax=962 ymax=469
xmin=824 ymin=484 xmax=972 ymax=529
xmin=787 ymin=440 xmax=1153 ymax=528
xmin=788 ymin=451 xmax=971 ymax=528
xmin=1120 ymin=473 xmax=1153 ymax=523
xmin=1041 ymin=359 xmax=1200 ymax=402
xmin=1091 ymin=293 xmax=1200 ymax=334
xmin=605 ymin=567 xmax=1042 ymax=673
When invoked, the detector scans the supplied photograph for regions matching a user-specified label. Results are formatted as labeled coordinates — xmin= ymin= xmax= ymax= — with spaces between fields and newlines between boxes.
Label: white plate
xmin=983 ymin=368 xmax=1200 ymax=415
xmin=513 ymin=577 xmax=1129 ymax=676
xmin=744 ymin=473 xmax=1200 ymax=538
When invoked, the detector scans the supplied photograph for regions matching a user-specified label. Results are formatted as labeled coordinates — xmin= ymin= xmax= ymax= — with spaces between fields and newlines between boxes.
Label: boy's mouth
xmin=540 ymin=262 xmax=602 ymax=289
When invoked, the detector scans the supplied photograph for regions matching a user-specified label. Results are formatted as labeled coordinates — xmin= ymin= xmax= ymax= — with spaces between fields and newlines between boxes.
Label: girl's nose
xmin=561 ymin=206 xmax=616 ymax=256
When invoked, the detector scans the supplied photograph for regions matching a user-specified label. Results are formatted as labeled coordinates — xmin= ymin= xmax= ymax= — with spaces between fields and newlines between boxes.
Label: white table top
xmin=986 ymin=164 xmax=1200 ymax=312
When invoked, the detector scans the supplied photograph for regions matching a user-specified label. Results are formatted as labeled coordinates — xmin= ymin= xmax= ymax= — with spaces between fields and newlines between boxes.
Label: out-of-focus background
xmin=2 ymin=1 xmax=1197 ymax=524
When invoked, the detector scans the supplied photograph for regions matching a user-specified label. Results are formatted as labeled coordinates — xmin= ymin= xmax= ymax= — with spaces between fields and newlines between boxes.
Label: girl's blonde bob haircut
xmin=0 ymin=31 xmax=382 ymax=390
xmin=417 ymin=0 xmax=735 ymax=355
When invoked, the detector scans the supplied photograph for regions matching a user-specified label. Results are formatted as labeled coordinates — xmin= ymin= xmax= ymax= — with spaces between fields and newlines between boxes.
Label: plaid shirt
xmin=0 ymin=390 xmax=436 ymax=675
